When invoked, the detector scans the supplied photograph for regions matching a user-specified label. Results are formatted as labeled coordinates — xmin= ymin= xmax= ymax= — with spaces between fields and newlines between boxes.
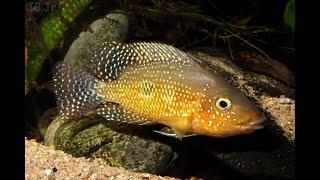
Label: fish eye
xmin=216 ymin=98 xmax=231 ymax=110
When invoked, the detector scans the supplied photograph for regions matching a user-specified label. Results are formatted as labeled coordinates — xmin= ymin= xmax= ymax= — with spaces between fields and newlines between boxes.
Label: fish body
xmin=53 ymin=41 xmax=265 ymax=138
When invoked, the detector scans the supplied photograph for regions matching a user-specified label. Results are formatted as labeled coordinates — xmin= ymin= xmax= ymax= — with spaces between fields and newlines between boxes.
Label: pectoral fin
xmin=154 ymin=127 xmax=197 ymax=140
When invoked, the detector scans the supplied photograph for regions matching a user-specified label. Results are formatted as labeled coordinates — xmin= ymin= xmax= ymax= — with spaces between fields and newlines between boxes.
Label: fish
xmin=52 ymin=41 xmax=266 ymax=139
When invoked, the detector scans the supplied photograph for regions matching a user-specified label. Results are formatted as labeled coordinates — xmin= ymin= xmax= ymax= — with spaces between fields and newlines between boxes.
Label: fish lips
xmin=248 ymin=114 xmax=267 ymax=130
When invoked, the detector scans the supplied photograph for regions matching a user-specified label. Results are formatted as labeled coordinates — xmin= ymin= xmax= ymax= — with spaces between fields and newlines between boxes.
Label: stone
xmin=44 ymin=169 xmax=52 ymax=176
xmin=63 ymin=12 xmax=129 ymax=67
xmin=45 ymin=117 xmax=176 ymax=174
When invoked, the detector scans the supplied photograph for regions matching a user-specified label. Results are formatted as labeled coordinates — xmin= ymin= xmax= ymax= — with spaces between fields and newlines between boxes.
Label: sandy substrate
xmin=260 ymin=95 xmax=295 ymax=140
xmin=25 ymin=139 xmax=178 ymax=180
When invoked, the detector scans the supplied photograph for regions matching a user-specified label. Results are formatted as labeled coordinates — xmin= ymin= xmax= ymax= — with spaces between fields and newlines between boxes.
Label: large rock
xmin=45 ymin=116 xmax=176 ymax=174
xmin=63 ymin=12 xmax=129 ymax=67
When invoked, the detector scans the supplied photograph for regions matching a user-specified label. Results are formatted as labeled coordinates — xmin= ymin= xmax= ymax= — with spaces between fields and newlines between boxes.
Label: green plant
xmin=25 ymin=0 xmax=92 ymax=93
xmin=283 ymin=0 xmax=295 ymax=32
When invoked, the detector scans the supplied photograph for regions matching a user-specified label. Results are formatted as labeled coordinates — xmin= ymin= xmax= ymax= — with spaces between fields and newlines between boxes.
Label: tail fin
xmin=52 ymin=62 xmax=103 ymax=119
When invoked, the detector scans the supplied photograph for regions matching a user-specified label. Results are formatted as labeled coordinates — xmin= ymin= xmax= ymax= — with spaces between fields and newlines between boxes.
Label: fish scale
xmin=53 ymin=41 xmax=265 ymax=139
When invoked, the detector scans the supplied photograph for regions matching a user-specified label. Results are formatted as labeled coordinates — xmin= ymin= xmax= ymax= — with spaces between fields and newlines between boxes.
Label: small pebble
xmin=279 ymin=98 xmax=291 ymax=104
xmin=83 ymin=167 xmax=89 ymax=171
xmin=142 ymin=174 xmax=151 ymax=179
xmin=44 ymin=169 xmax=52 ymax=176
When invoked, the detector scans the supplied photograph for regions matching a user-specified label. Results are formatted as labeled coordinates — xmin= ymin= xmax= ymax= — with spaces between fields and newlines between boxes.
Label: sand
xmin=260 ymin=95 xmax=295 ymax=140
xmin=25 ymin=139 xmax=178 ymax=180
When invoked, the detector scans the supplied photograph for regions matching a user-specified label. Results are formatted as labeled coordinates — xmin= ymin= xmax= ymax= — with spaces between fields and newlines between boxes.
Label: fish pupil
xmin=219 ymin=100 xmax=228 ymax=109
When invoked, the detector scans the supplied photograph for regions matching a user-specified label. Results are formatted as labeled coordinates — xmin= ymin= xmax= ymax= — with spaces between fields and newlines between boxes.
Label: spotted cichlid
xmin=53 ymin=41 xmax=265 ymax=139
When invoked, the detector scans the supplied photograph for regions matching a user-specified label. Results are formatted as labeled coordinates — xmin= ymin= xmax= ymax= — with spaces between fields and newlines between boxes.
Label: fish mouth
xmin=248 ymin=114 xmax=266 ymax=130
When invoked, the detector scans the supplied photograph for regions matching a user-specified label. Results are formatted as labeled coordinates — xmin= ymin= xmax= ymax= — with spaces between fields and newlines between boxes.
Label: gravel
xmin=25 ymin=139 xmax=179 ymax=180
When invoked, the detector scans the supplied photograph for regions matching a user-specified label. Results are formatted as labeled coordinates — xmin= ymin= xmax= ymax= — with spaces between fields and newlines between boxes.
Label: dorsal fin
xmin=86 ymin=41 xmax=195 ymax=82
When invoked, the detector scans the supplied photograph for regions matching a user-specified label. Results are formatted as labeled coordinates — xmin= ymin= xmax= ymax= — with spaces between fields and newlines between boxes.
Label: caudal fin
xmin=52 ymin=62 xmax=103 ymax=119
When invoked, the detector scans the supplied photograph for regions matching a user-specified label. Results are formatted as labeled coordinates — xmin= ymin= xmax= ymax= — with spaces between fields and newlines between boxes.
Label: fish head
xmin=196 ymin=79 xmax=265 ymax=137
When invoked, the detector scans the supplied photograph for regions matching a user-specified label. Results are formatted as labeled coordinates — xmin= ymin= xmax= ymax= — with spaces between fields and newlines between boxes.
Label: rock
xmin=185 ymin=49 xmax=295 ymax=179
xmin=63 ymin=11 xmax=129 ymax=67
xmin=279 ymin=96 xmax=292 ymax=104
xmin=44 ymin=169 xmax=52 ymax=176
xmin=233 ymin=49 xmax=295 ymax=88
xmin=45 ymin=117 xmax=176 ymax=174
